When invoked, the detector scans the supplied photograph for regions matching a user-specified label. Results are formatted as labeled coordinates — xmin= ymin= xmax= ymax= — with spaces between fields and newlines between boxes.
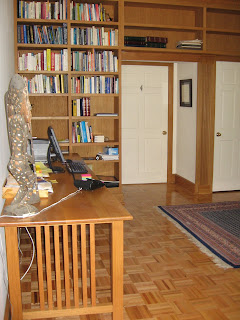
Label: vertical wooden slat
xmin=54 ymin=225 xmax=62 ymax=309
xmin=196 ymin=58 xmax=216 ymax=194
xmin=81 ymin=224 xmax=88 ymax=307
xmin=5 ymin=227 xmax=23 ymax=320
xmin=72 ymin=224 xmax=79 ymax=307
xmin=167 ymin=63 xmax=174 ymax=184
xmin=44 ymin=226 xmax=53 ymax=309
xmin=90 ymin=224 xmax=96 ymax=306
xmin=63 ymin=225 xmax=71 ymax=308
xmin=35 ymin=226 xmax=45 ymax=310
xmin=112 ymin=221 xmax=124 ymax=320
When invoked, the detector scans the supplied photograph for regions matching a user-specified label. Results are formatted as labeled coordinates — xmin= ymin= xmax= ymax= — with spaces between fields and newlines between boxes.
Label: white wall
xmin=175 ymin=62 xmax=198 ymax=183
xmin=0 ymin=0 xmax=14 ymax=318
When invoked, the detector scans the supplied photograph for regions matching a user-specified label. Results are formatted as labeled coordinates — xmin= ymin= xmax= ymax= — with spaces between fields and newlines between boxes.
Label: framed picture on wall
xmin=180 ymin=79 xmax=192 ymax=107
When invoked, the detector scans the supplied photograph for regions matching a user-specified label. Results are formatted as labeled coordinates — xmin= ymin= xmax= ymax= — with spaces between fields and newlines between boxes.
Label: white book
xmin=76 ymin=99 xmax=80 ymax=116
xmin=40 ymin=74 xmax=44 ymax=93
xmin=63 ymin=49 xmax=68 ymax=71
xmin=46 ymin=77 xmax=50 ymax=94
xmin=115 ymin=29 xmax=118 ymax=46
xmin=54 ymin=2 xmax=57 ymax=20
xmin=104 ymin=32 xmax=108 ymax=46
xmin=109 ymin=51 xmax=113 ymax=72
xmin=27 ymin=53 xmax=31 ymax=70
xmin=85 ymin=122 xmax=91 ymax=142
xmin=36 ymin=2 xmax=41 ymax=19
xmin=95 ymin=113 xmax=118 ymax=117
xmin=38 ymin=52 xmax=41 ymax=70
xmin=43 ymin=50 xmax=47 ymax=71
xmin=70 ymin=2 xmax=73 ymax=20
xmin=33 ymin=54 xmax=37 ymax=71
xmin=60 ymin=0 xmax=62 ymax=20
xmin=55 ymin=53 xmax=59 ymax=71
xmin=63 ymin=0 xmax=66 ymax=20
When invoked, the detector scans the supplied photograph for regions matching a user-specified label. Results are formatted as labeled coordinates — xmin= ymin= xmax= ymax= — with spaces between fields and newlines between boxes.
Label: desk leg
xmin=112 ymin=221 xmax=124 ymax=320
xmin=5 ymin=227 xmax=23 ymax=320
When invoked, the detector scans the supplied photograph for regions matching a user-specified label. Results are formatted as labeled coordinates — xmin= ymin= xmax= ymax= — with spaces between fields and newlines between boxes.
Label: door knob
xmin=162 ymin=131 xmax=167 ymax=135
xmin=216 ymin=132 xmax=222 ymax=137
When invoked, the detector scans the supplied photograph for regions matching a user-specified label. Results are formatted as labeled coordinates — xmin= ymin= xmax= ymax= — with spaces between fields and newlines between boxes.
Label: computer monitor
xmin=47 ymin=126 xmax=65 ymax=173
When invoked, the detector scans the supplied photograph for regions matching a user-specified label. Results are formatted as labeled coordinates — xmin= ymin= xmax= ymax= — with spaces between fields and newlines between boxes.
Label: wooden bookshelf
xmin=14 ymin=0 xmax=122 ymax=194
xmin=122 ymin=0 xmax=240 ymax=57
xmin=14 ymin=0 xmax=240 ymax=196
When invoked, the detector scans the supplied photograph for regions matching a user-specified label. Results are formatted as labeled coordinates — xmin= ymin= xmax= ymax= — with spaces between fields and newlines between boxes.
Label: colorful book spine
xmin=18 ymin=0 xmax=67 ymax=20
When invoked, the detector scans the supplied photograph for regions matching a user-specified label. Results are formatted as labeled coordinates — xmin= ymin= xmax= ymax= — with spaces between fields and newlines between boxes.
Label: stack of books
xmin=176 ymin=39 xmax=203 ymax=50
xmin=124 ymin=36 xmax=168 ymax=48
xmin=94 ymin=135 xmax=104 ymax=143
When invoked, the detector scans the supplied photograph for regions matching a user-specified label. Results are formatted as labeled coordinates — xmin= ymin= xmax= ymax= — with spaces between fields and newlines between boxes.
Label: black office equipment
xmin=65 ymin=159 xmax=88 ymax=174
xmin=47 ymin=126 xmax=88 ymax=174
xmin=74 ymin=179 xmax=105 ymax=190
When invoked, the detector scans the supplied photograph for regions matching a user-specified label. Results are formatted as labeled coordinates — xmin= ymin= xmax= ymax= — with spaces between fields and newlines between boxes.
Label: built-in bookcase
xmin=14 ymin=0 xmax=122 ymax=193
xmin=123 ymin=1 xmax=240 ymax=56
xmin=14 ymin=0 xmax=240 ymax=197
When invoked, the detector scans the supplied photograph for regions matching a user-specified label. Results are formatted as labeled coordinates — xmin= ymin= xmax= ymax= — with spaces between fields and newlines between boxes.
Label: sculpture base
xmin=4 ymin=203 xmax=38 ymax=217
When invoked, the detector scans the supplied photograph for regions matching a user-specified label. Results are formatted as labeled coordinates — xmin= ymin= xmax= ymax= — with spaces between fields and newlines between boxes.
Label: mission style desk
xmin=0 ymin=168 xmax=132 ymax=320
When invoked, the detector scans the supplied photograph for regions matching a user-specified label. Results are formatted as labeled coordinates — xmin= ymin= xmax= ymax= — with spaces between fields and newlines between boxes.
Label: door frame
xmin=121 ymin=61 xmax=174 ymax=184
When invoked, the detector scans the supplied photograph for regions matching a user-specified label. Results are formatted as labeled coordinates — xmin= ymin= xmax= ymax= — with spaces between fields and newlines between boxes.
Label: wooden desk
xmin=0 ymin=168 xmax=132 ymax=320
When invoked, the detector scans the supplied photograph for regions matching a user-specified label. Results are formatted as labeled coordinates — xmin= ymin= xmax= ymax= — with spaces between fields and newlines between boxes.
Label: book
xmin=94 ymin=113 xmax=118 ymax=116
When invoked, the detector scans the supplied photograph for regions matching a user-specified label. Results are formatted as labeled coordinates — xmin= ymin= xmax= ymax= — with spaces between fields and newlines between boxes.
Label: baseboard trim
xmin=174 ymin=174 xmax=196 ymax=194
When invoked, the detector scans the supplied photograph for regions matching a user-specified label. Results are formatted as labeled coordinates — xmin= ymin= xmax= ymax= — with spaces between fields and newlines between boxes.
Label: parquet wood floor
xmin=18 ymin=184 xmax=240 ymax=320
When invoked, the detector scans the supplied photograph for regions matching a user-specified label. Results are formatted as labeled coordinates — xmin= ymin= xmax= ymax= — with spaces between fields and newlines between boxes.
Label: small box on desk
xmin=103 ymin=147 xmax=119 ymax=155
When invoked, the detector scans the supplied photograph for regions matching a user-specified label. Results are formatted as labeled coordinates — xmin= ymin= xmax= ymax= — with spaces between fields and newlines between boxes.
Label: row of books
xmin=71 ymin=27 xmax=118 ymax=46
xmin=176 ymin=39 xmax=203 ymax=50
xmin=70 ymin=2 xmax=107 ymax=22
xmin=18 ymin=0 xmax=68 ymax=20
xmin=18 ymin=49 xmax=68 ymax=71
xmin=72 ymin=98 xmax=91 ymax=117
xmin=71 ymin=76 xmax=119 ymax=94
xmin=124 ymin=36 xmax=168 ymax=48
xmin=24 ymin=74 xmax=68 ymax=94
xmin=72 ymin=121 xmax=93 ymax=143
xmin=17 ymin=24 xmax=67 ymax=44
xmin=71 ymin=50 xmax=118 ymax=72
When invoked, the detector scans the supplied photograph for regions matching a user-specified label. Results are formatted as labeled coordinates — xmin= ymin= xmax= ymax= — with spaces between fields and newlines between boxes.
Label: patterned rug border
xmin=155 ymin=206 xmax=237 ymax=269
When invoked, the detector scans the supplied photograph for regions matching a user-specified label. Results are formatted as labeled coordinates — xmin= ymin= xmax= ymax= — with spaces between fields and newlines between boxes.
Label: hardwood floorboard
xmin=17 ymin=184 xmax=240 ymax=320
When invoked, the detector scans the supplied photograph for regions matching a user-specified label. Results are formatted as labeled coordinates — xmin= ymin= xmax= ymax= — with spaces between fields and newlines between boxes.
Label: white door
xmin=213 ymin=62 xmax=240 ymax=191
xmin=121 ymin=65 xmax=168 ymax=184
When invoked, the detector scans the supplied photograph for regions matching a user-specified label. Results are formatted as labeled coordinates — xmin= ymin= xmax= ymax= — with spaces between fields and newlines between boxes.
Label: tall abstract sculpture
xmin=4 ymin=74 xmax=40 ymax=216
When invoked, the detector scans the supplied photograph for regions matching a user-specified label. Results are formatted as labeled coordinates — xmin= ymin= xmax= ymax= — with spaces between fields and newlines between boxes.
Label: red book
xmin=87 ymin=97 xmax=90 ymax=116
xmin=41 ymin=52 xmax=44 ymax=70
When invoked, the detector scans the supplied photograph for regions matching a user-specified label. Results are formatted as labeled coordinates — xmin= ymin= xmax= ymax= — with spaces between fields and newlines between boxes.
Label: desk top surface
xmin=0 ymin=159 xmax=133 ymax=227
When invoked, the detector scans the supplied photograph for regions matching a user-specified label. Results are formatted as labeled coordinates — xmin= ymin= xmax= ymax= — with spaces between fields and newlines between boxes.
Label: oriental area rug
xmin=158 ymin=201 xmax=240 ymax=268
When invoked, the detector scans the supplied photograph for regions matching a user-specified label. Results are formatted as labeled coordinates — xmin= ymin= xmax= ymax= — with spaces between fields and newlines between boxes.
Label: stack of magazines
xmin=176 ymin=39 xmax=203 ymax=50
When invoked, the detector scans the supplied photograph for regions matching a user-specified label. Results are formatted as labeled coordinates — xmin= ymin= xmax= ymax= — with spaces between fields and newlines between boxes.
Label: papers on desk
xmin=3 ymin=173 xmax=54 ymax=199
xmin=35 ymin=162 xmax=52 ymax=177
xmin=37 ymin=178 xmax=53 ymax=193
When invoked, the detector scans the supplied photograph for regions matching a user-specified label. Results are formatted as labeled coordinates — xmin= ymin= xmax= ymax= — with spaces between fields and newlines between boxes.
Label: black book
xmin=63 ymin=23 xmax=68 ymax=44
xmin=124 ymin=36 xmax=146 ymax=42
